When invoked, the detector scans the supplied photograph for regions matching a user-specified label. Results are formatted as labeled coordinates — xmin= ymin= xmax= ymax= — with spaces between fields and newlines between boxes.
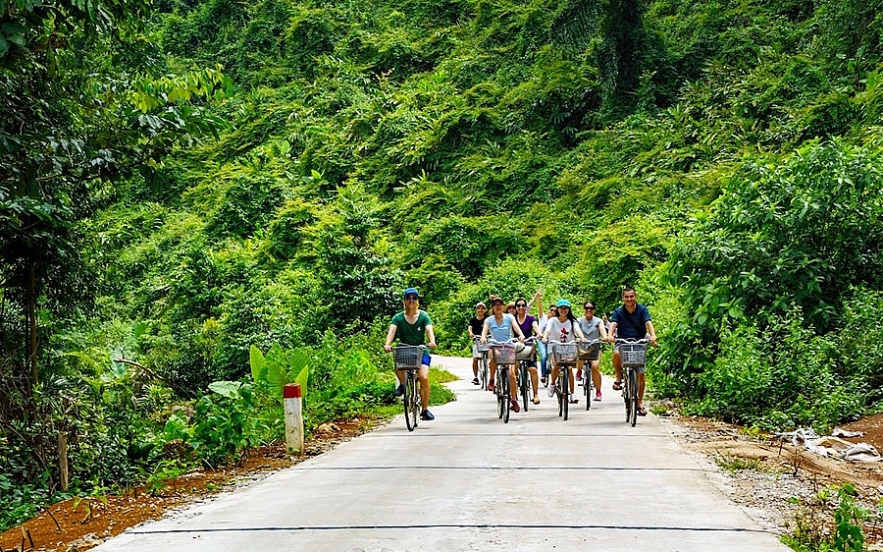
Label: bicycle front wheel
xmin=502 ymin=369 xmax=511 ymax=423
xmin=628 ymin=368 xmax=638 ymax=427
xmin=496 ymin=368 xmax=505 ymax=419
xmin=520 ymin=362 xmax=530 ymax=412
xmin=557 ymin=370 xmax=564 ymax=417
xmin=584 ymin=371 xmax=592 ymax=411
xmin=562 ymin=369 xmax=570 ymax=421
xmin=404 ymin=371 xmax=418 ymax=431
xmin=480 ymin=354 xmax=489 ymax=390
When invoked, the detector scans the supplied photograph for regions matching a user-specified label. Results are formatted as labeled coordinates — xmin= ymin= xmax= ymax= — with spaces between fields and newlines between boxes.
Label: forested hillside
xmin=2 ymin=0 xmax=883 ymax=532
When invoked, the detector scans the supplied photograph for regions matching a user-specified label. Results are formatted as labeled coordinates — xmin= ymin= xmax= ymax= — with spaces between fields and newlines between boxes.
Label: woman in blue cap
xmin=541 ymin=299 xmax=585 ymax=403
xmin=384 ymin=288 xmax=438 ymax=421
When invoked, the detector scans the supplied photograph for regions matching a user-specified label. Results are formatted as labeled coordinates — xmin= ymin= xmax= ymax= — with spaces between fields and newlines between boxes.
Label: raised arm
xmin=528 ymin=290 xmax=542 ymax=316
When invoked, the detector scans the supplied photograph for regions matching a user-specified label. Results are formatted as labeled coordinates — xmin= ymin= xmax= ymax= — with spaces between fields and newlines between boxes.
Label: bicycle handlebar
xmin=546 ymin=338 xmax=590 ymax=343
xmin=386 ymin=343 xmax=429 ymax=352
xmin=487 ymin=338 xmax=520 ymax=345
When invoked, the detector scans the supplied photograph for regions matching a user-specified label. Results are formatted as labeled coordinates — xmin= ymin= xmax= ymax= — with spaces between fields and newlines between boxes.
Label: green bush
xmin=662 ymin=139 xmax=883 ymax=401
xmin=687 ymin=314 xmax=863 ymax=432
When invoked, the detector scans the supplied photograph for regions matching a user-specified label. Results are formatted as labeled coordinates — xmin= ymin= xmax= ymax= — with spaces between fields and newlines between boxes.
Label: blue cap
xmin=556 ymin=299 xmax=571 ymax=308
xmin=403 ymin=287 xmax=420 ymax=299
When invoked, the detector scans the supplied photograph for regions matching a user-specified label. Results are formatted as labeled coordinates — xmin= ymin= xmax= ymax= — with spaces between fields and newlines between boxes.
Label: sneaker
xmin=594 ymin=392 xmax=602 ymax=402
xmin=547 ymin=383 xmax=556 ymax=398
xmin=511 ymin=399 xmax=520 ymax=413
xmin=472 ymin=377 xmax=480 ymax=385
xmin=487 ymin=382 xmax=495 ymax=392
xmin=420 ymin=410 xmax=435 ymax=421
xmin=576 ymin=369 xmax=582 ymax=380
xmin=394 ymin=384 xmax=405 ymax=397
xmin=540 ymin=376 xmax=547 ymax=386
xmin=568 ymin=394 xmax=579 ymax=404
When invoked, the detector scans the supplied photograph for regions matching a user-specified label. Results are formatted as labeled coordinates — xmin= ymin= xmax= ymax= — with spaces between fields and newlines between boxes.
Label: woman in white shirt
xmin=541 ymin=299 xmax=585 ymax=403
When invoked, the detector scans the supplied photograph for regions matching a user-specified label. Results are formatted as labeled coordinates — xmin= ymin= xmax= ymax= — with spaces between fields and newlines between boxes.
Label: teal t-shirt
xmin=391 ymin=310 xmax=432 ymax=345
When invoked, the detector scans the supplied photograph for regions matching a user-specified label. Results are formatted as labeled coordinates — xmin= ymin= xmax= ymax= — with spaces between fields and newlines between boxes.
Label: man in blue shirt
xmin=606 ymin=287 xmax=658 ymax=416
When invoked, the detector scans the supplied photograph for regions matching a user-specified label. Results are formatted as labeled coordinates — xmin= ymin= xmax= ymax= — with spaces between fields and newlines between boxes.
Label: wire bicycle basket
xmin=578 ymin=341 xmax=600 ymax=361
xmin=619 ymin=342 xmax=647 ymax=367
xmin=550 ymin=341 xmax=579 ymax=365
xmin=489 ymin=342 xmax=517 ymax=365
xmin=393 ymin=345 xmax=423 ymax=370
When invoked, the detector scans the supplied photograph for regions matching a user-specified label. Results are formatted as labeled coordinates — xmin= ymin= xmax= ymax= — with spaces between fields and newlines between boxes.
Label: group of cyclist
xmin=384 ymin=285 xmax=658 ymax=422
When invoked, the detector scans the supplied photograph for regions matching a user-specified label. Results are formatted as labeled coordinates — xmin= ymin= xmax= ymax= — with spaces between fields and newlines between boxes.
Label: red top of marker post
xmin=283 ymin=383 xmax=302 ymax=399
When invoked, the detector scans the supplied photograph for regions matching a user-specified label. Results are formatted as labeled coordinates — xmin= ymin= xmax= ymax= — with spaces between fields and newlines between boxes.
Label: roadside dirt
xmin=3 ymin=411 xmax=883 ymax=552
xmin=0 ymin=417 xmax=380 ymax=552
xmin=658 ymin=410 xmax=883 ymax=546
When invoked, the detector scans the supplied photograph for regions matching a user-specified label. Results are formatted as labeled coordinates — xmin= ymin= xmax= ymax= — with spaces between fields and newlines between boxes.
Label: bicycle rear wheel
xmin=628 ymin=368 xmax=638 ymax=427
xmin=404 ymin=371 xmax=418 ymax=431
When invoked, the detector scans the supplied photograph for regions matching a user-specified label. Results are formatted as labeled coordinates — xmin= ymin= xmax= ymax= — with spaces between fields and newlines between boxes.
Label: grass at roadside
xmin=375 ymin=366 xmax=458 ymax=418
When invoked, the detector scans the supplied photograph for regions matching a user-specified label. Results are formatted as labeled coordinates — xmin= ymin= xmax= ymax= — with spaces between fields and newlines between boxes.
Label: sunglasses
xmin=584 ymin=306 xmax=595 ymax=310
xmin=516 ymin=304 xmax=527 ymax=308
xmin=404 ymin=296 xmax=418 ymax=301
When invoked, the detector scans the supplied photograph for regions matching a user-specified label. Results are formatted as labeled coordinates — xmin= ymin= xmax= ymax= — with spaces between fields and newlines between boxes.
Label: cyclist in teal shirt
xmin=384 ymin=288 xmax=438 ymax=421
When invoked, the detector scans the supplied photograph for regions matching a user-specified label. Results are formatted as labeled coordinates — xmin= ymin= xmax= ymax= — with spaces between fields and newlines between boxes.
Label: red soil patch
xmin=840 ymin=412 xmax=883 ymax=453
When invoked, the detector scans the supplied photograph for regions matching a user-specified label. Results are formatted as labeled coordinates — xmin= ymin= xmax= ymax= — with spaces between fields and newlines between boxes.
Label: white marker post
xmin=283 ymin=383 xmax=304 ymax=456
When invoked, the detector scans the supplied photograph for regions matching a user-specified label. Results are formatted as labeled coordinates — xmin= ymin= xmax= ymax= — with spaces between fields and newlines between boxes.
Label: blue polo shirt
xmin=612 ymin=304 xmax=651 ymax=340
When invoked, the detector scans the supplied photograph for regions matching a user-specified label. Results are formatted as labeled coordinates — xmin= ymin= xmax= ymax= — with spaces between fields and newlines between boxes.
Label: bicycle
xmin=578 ymin=339 xmax=602 ymax=411
xmin=488 ymin=339 xmax=518 ymax=423
xmin=616 ymin=338 xmax=648 ymax=427
xmin=473 ymin=336 xmax=490 ymax=390
xmin=549 ymin=340 xmax=579 ymax=421
xmin=391 ymin=344 xmax=427 ymax=431
xmin=516 ymin=337 xmax=537 ymax=412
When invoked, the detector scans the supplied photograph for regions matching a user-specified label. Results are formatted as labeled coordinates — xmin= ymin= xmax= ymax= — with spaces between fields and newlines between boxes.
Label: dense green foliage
xmin=3 ymin=0 xmax=883 ymax=536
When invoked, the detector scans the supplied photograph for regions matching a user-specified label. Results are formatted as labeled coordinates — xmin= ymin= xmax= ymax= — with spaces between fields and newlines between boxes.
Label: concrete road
xmin=93 ymin=356 xmax=788 ymax=551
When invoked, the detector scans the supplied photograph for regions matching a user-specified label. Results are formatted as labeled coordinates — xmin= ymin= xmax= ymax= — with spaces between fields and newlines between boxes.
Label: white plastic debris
xmin=841 ymin=443 xmax=882 ymax=462
xmin=775 ymin=428 xmax=881 ymax=462
xmin=832 ymin=427 xmax=865 ymax=438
